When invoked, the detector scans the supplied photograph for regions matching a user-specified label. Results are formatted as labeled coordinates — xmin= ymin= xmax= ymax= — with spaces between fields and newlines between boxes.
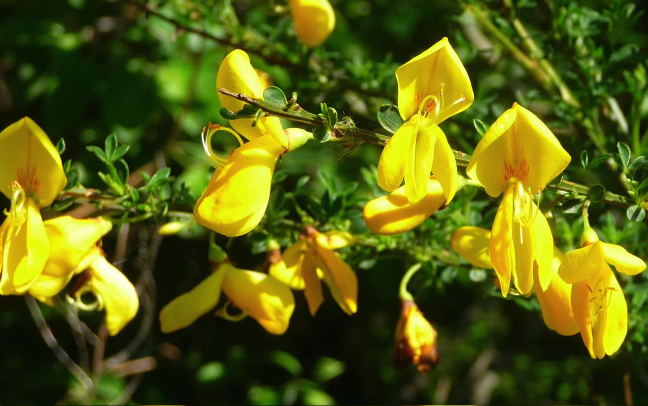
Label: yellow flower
xmin=452 ymin=226 xmax=579 ymax=336
xmin=0 ymin=117 xmax=66 ymax=295
xmin=393 ymin=300 xmax=439 ymax=373
xmin=217 ymin=50 xmax=288 ymax=147
xmin=289 ymin=0 xmax=335 ymax=47
xmin=194 ymin=125 xmax=310 ymax=237
xmin=378 ymin=38 xmax=474 ymax=205
xmin=160 ymin=262 xmax=295 ymax=335
xmin=77 ymin=255 xmax=140 ymax=336
xmin=363 ymin=176 xmax=447 ymax=235
xmin=29 ymin=216 xmax=112 ymax=299
xmin=269 ymin=226 xmax=357 ymax=316
xmin=558 ymin=229 xmax=646 ymax=358
xmin=466 ymin=103 xmax=570 ymax=296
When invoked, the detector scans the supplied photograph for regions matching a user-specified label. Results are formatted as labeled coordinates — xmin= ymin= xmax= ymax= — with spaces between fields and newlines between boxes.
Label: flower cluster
xmin=0 ymin=118 xmax=139 ymax=335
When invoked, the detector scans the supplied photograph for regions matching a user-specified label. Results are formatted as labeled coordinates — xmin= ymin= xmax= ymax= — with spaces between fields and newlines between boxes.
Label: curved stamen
xmin=69 ymin=285 xmax=105 ymax=312
xmin=215 ymin=300 xmax=248 ymax=322
xmin=511 ymin=181 xmax=541 ymax=244
xmin=201 ymin=123 xmax=245 ymax=170
xmin=3 ymin=182 xmax=28 ymax=238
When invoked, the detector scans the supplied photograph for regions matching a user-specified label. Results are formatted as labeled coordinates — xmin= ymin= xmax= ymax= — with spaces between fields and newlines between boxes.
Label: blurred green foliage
xmin=2 ymin=0 xmax=648 ymax=404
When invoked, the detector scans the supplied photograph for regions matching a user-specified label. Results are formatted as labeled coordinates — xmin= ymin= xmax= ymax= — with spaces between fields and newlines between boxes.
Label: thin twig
xmin=110 ymin=374 xmax=145 ymax=406
xmin=117 ymin=0 xmax=295 ymax=67
xmin=25 ymin=296 xmax=93 ymax=388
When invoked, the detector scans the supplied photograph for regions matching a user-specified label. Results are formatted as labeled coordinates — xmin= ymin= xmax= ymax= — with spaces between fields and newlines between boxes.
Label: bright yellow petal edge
xmin=289 ymin=0 xmax=335 ymax=47
xmin=0 ymin=117 xmax=66 ymax=207
xmin=364 ymin=177 xmax=446 ymax=236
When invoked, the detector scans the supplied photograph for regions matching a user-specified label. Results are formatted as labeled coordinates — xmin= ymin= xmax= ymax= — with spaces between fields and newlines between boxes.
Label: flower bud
xmin=393 ymin=300 xmax=439 ymax=373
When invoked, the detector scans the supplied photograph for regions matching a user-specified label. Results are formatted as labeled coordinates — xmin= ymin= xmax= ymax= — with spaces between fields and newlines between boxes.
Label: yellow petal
xmin=377 ymin=119 xmax=414 ymax=192
xmin=269 ymin=241 xmax=306 ymax=290
xmin=451 ymin=226 xmax=492 ymax=269
xmin=316 ymin=231 xmax=356 ymax=250
xmin=466 ymin=104 xmax=571 ymax=197
xmin=602 ymin=242 xmax=646 ymax=275
xmin=194 ymin=135 xmax=284 ymax=237
xmin=597 ymin=265 xmax=627 ymax=357
xmin=41 ymin=216 xmax=111 ymax=277
xmin=216 ymin=51 xmax=288 ymax=147
xmin=530 ymin=209 xmax=555 ymax=292
xmin=87 ymin=255 xmax=139 ymax=336
xmin=405 ymin=120 xmax=435 ymax=204
xmin=431 ymin=127 xmax=457 ymax=203
xmin=314 ymin=245 xmax=358 ymax=315
xmin=0 ymin=117 xmax=66 ymax=206
xmin=558 ymin=241 xmax=605 ymax=284
xmin=159 ymin=267 xmax=225 ymax=333
xmin=396 ymin=37 xmax=474 ymax=123
xmin=28 ymin=273 xmax=75 ymax=299
xmin=301 ymin=253 xmax=324 ymax=316
xmin=572 ymin=264 xmax=628 ymax=359
xmin=0 ymin=199 xmax=49 ymax=294
xmin=489 ymin=183 xmax=515 ymax=296
xmin=534 ymin=247 xmax=579 ymax=336
xmin=511 ymin=217 xmax=534 ymax=295
xmin=222 ymin=267 xmax=295 ymax=335
xmin=571 ymin=279 xmax=595 ymax=358
xmin=217 ymin=50 xmax=265 ymax=140
xmin=289 ymin=0 xmax=335 ymax=47
xmin=364 ymin=177 xmax=446 ymax=236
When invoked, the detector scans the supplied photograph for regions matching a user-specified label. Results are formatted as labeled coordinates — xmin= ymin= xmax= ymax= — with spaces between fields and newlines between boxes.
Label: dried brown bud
xmin=394 ymin=300 xmax=439 ymax=373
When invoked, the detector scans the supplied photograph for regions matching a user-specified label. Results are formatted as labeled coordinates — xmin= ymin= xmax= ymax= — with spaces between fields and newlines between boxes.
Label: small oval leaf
xmin=263 ymin=86 xmax=288 ymax=107
xmin=627 ymin=205 xmax=646 ymax=222
xmin=473 ymin=119 xmax=489 ymax=136
xmin=313 ymin=126 xmax=332 ymax=143
xmin=377 ymin=105 xmax=404 ymax=134
xmin=588 ymin=184 xmax=606 ymax=203
xmin=561 ymin=198 xmax=585 ymax=214
xmin=617 ymin=142 xmax=631 ymax=170
xmin=580 ymin=150 xmax=589 ymax=169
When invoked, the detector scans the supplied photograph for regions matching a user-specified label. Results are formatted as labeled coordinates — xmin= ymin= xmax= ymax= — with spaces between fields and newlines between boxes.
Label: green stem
xmin=582 ymin=200 xmax=591 ymax=229
xmin=399 ymin=263 xmax=422 ymax=302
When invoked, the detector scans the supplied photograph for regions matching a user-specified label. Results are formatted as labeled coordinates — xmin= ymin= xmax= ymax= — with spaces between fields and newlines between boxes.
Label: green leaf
xmin=272 ymin=169 xmax=289 ymax=184
xmin=638 ymin=178 xmax=648 ymax=192
xmin=52 ymin=197 xmax=75 ymax=211
xmin=268 ymin=351 xmax=303 ymax=376
xmin=627 ymin=205 xmax=646 ymax=222
xmin=589 ymin=153 xmax=613 ymax=169
xmin=251 ymin=109 xmax=265 ymax=127
xmin=105 ymin=133 xmax=118 ymax=161
xmin=296 ymin=175 xmax=310 ymax=189
xmin=561 ymin=199 xmax=585 ymax=214
xmin=263 ymin=86 xmax=287 ymax=107
xmin=130 ymin=187 xmax=140 ymax=203
xmin=338 ymin=181 xmax=359 ymax=196
xmin=196 ymin=362 xmax=225 ymax=384
xmin=548 ymin=174 xmax=563 ymax=187
xmin=313 ymin=357 xmax=345 ymax=382
xmin=617 ymin=142 xmax=631 ymax=170
xmin=378 ymin=105 xmax=404 ymax=134
xmin=473 ymin=119 xmax=489 ymax=136
xmin=580 ymin=150 xmax=588 ymax=169
xmin=98 ymin=172 xmax=124 ymax=195
xmin=86 ymin=145 xmax=109 ymax=164
xmin=313 ymin=126 xmax=332 ymax=143
xmin=219 ymin=107 xmax=238 ymax=120
xmin=326 ymin=107 xmax=338 ymax=127
xmin=56 ymin=138 xmax=66 ymax=155
xmin=112 ymin=145 xmax=130 ymax=161
xmin=64 ymin=168 xmax=79 ymax=191
xmin=629 ymin=156 xmax=648 ymax=171
xmin=588 ymin=184 xmax=606 ymax=203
